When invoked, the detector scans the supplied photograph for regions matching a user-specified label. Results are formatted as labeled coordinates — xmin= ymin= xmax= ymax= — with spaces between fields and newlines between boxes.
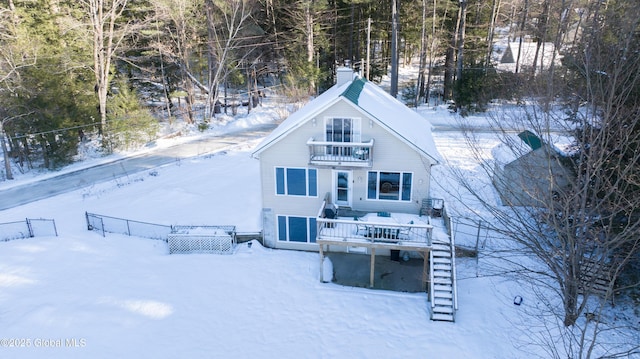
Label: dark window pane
xmin=333 ymin=118 xmax=342 ymax=142
xmin=367 ymin=172 xmax=378 ymax=199
xmin=343 ymin=119 xmax=351 ymax=142
xmin=326 ymin=120 xmax=333 ymax=141
xmin=402 ymin=173 xmax=412 ymax=201
xmin=288 ymin=217 xmax=308 ymax=242
xmin=379 ymin=172 xmax=400 ymax=200
xmin=287 ymin=168 xmax=306 ymax=195
xmin=337 ymin=171 xmax=349 ymax=202
xmin=308 ymin=169 xmax=317 ymax=197
xmin=276 ymin=168 xmax=285 ymax=195
xmin=277 ymin=216 xmax=287 ymax=241
xmin=309 ymin=218 xmax=317 ymax=243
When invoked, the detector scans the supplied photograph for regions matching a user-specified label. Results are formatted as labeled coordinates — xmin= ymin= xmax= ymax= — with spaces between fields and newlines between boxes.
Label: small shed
xmin=498 ymin=41 xmax=560 ymax=74
xmin=492 ymin=130 xmax=574 ymax=207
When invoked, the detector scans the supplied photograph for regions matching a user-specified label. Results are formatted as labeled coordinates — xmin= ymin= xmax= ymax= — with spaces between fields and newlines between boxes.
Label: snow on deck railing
xmin=316 ymin=217 xmax=433 ymax=245
xmin=307 ymin=138 xmax=374 ymax=167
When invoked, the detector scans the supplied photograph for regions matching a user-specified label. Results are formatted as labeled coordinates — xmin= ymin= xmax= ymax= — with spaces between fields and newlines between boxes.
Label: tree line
xmin=1 ymin=0 xmax=635 ymax=171
xmin=0 ymin=1 xmax=616 ymax=170
xmin=0 ymin=0 xmax=639 ymax=355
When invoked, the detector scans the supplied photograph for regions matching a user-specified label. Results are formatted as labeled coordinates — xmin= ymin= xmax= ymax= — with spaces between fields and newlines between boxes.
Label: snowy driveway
xmin=0 ymin=124 xmax=276 ymax=210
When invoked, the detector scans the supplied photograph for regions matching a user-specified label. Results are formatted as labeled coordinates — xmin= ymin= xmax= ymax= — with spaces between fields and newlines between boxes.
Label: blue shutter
xmin=277 ymin=216 xmax=287 ymax=241
xmin=276 ymin=168 xmax=285 ymax=195
xmin=308 ymin=169 xmax=317 ymax=197
xmin=367 ymin=172 xmax=377 ymax=199
xmin=402 ymin=173 xmax=412 ymax=201
xmin=309 ymin=217 xmax=317 ymax=243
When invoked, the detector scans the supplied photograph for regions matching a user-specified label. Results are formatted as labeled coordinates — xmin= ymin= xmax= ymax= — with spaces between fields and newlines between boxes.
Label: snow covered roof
xmin=497 ymin=41 xmax=560 ymax=73
xmin=492 ymin=130 xmax=574 ymax=167
xmin=252 ymin=71 xmax=441 ymax=164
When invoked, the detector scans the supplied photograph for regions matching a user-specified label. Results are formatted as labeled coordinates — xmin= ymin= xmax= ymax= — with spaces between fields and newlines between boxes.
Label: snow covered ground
xmin=0 ymin=96 xmax=637 ymax=357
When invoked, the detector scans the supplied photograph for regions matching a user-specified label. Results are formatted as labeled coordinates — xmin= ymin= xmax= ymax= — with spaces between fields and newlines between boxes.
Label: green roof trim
xmin=518 ymin=130 xmax=543 ymax=150
xmin=341 ymin=77 xmax=366 ymax=105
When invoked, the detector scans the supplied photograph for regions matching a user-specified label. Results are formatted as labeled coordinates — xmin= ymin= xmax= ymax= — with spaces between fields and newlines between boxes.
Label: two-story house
xmin=252 ymin=68 xmax=441 ymax=251
xmin=252 ymin=69 xmax=457 ymax=321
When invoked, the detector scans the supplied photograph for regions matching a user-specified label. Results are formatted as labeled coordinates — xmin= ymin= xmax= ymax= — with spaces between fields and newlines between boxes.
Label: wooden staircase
xmin=429 ymin=238 xmax=457 ymax=322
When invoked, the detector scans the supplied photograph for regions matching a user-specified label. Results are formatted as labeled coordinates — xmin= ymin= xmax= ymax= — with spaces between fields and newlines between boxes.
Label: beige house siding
xmin=493 ymin=147 xmax=572 ymax=207
xmin=258 ymin=100 xmax=435 ymax=250
xmin=254 ymin=75 xmax=440 ymax=251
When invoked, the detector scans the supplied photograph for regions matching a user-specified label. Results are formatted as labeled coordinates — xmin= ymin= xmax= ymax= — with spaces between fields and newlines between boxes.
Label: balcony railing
xmin=307 ymin=138 xmax=374 ymax=167
xmin=315 ymin=201 xmax=433 ymax=247
xmin=317 ymin=217 xmax=432 ymax=246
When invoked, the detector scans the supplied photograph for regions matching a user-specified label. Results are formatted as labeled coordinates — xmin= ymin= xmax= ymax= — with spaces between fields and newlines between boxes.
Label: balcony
xmin=306 ymin=138 xmax=374 ymax=167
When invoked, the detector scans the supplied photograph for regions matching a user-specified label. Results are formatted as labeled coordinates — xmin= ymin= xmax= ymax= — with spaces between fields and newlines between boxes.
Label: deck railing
xmin=307 ymin=138 xmax=374 ymax=167
xmin=316 ymin=217 xmax=432 ymax=246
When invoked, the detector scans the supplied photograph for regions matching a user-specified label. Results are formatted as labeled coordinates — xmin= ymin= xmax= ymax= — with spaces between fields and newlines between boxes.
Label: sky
xmin=0 ymin=84 xmax=638 ymax=358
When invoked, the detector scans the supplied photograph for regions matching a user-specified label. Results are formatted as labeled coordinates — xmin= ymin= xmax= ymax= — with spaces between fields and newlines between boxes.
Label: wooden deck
xmin=317 ymin=212 xmax=437 ymax=289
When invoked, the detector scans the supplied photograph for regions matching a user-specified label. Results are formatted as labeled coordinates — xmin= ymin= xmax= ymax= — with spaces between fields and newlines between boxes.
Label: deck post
xmin=319 ymin=244 xmax=325 ymax=282
xmin=369 ymin=247 xmax=376 ymax=288
xmin=422 ymin=249 xmax=429 ymax=292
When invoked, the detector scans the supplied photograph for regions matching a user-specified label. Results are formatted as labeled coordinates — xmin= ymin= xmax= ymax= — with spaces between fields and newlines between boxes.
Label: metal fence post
xmin=26 ymin=218 xmax=34 ymax=237
xmin=52 ymin=219 xmax=58 ymax=237
xmin=85 ymin=212 xmax=91 ymax=230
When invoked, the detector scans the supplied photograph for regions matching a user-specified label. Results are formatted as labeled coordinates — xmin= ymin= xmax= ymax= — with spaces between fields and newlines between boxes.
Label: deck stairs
xmin=429 ymin=236 xmax=457 ymax=322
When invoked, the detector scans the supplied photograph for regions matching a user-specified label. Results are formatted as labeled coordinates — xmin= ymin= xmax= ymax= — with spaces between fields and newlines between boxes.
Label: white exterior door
xmin=334 ymin=170 xmax=352 ymax=207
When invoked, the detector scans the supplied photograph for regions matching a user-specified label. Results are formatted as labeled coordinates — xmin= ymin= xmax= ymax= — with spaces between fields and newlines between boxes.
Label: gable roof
xmin=497 ymin=41 xmax=560 ymax=73
xmin=252 ymin=74 xmax=441 ymax=164
xmin=518 ymin=130 xmax=542 ymax=151
xmin=492 ymin=131 xmax=573 ymax=168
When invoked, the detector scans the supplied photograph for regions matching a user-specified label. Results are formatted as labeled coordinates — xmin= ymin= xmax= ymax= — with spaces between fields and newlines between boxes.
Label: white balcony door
xmin=325 ymin=118 xmax=361 ymax=156
xmin=333 ymin=170 xmax=352 ymax=207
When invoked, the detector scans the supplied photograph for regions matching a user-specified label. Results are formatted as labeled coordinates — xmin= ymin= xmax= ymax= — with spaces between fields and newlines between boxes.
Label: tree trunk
xmin=425 ymin=0 xmax=438 ymax=103
xmin=456 ymin=1 xmax=466 ymax=82
xmin=205 ymin=0 xmax=218 ymax=120
xmin=306 ymin=1 xmax=315 ymax=92
xmin=416 ymin=0 xmax=427 ymax=106
xmin=390 ymin=0 xmax=399 ymax=97
xmin=515 ymin=0 xmax=529 ymax=74
xmin=485 ymin=0 xmax=501 ymax=69
xmin=0 ymin=124 xmax=13 ymax=180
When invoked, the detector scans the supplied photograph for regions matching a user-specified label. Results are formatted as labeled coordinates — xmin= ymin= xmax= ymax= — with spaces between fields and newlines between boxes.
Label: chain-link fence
xmin=0 ymin=218 xmax=58 ymax=242
xmin=450 ymin=216 xmax=492 ymax=251
xmin=85 ymin=212 xmax=172 ymax=240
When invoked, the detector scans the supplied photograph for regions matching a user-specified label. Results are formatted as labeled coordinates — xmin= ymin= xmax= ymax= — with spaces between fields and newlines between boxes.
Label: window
xmin=367 ymin=171 xmax=412 ymax=201
xmin=277 ymin=216 xmax=317 ymax=243
xmin=326 ymin=118 xmax=353 ymax=143
xmin=325 ymin=118 xmax=361 ymax=156
xmin=275 ymin=168 xmax=317 ymax=196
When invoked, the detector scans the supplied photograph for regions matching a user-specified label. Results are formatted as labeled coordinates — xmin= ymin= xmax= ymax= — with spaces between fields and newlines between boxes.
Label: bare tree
xmin=153 ymin=0 xmax=204 ymax=124
xmin=80 ymin=0 xmax=129 ymax=136
xmin=440 ymin=0 xmax=640 ymax=356
xmin=0 ymin=0 xmax=37 ymax=180
xmin=203 ymin=0 xmax=255 ymax=121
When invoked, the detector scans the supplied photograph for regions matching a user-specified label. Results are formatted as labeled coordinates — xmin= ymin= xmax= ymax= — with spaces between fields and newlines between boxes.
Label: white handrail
xmin=429 ymin=250 xmax=435 ymax=312
xmin=306 ymin=138 xmax=374 ymax=147
xmin=449 ymin=216 xmax=458 ymax=312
